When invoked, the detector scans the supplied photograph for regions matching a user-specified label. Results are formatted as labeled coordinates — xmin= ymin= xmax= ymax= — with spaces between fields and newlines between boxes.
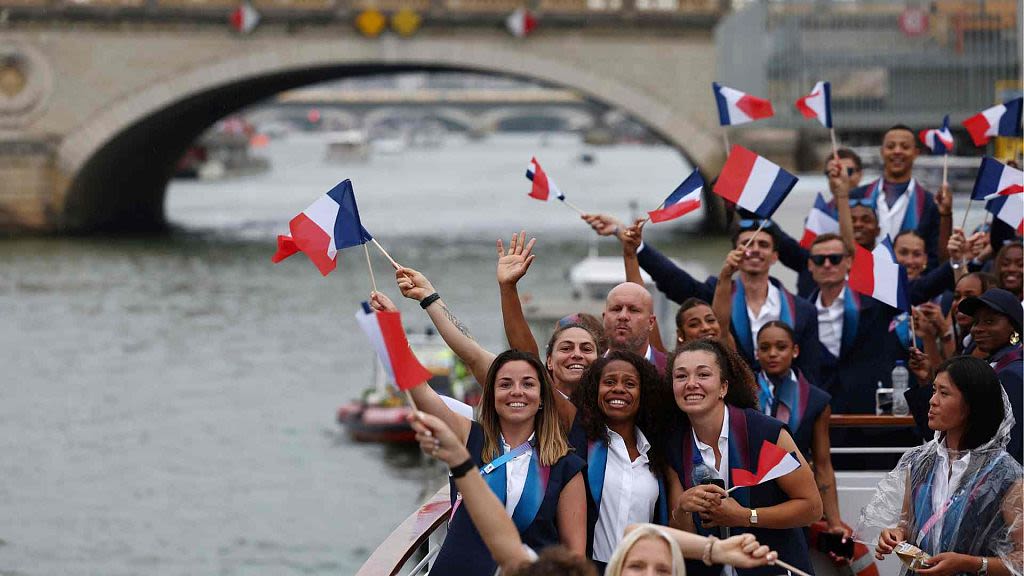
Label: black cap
xmin=959 ymin=288 xmax=1023 ymax=334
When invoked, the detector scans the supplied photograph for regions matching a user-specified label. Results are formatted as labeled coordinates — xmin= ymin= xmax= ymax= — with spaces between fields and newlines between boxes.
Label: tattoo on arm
xmin=441 ymin=304 xmax=474 ymax=340
xmin=818 ymin=482 xmax=832 ymax=495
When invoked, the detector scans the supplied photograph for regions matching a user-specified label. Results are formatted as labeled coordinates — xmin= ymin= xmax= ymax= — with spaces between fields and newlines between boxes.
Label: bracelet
xmin=702 ymin=536 xmax=717 ymax=566
xmin=420 ymin=292 xmax=441 ymax=309
xmin=449 ymin=457 xmax=476 ymax=478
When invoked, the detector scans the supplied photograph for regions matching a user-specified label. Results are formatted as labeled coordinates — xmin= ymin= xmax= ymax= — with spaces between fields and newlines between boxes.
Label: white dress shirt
xmin=747 ymin=283 xmax=781 ymax=343
xmin=928 ymin=438 xmax=971 ymax=552
xmin=592 ymin=427 xmax=660 ymax=562
xmin=501 ymin=433 xmax=536 ymax=516
xmin=816 ymin=290 xmax=845 ymax=359
xmin=693 ymin=409 xmax=734 ymax=576
xmin=875 ymin=180 xmax=915 ymax=244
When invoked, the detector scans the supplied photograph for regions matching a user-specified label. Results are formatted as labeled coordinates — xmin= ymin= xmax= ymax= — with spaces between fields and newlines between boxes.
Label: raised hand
xmin=496 ymin=231 xmax=537 ymax=287
xmin=622 ymin=218 xmax=646 ymax=252
xmin=582 ymin=213 xmax=624 ymax=238
xmin=370 ymin=290 xmax=399 ymax=312
xmin=935 ymin=183 xmax=953 ymax=217
xmin=968 ymin=231 xmax=992 ymax=262
xmin=947 ymin=228 xmax=967 ymax=261
xmin=908 ymin=347 xmax=932 ymax=384
xmin=395 ymin=266 xmax=437 ymax=302
xmin=826 ymin=157 xmax=852 ymax=199
xmin=409 ymin=411 xmax=471 ymax=467
xmin=721 ymin=248 xmax=745 ymax=279
xmin=713 ymin=533 xmax=777 ymax=568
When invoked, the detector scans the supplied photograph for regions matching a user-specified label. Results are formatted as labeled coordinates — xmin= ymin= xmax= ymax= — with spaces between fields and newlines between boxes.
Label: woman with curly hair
xmin=666 ymin=338 xmax=822 ymax=576
xmin=555 ymin=350 xmax=673 ymax=570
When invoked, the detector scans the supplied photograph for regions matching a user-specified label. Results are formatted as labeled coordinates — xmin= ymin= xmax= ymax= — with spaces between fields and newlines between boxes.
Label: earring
xmin=1012 ymin=332 xmax=1021 ymax=346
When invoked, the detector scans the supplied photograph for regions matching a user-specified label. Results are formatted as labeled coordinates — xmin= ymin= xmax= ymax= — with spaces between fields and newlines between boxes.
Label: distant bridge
xmin=0 ymin=0 xmax=726 ymax=233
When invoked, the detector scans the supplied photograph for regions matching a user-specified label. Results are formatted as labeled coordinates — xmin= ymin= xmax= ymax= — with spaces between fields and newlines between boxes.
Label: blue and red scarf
xmin=866 ymin=178 xmax=926 ymax=232
xmin=732 ymin=280 xmax=795 ymax=360
xmin=756 ymin=370 xmax=810 ymax=432
xmin=588 ymin=437 xmax=668 ymax=525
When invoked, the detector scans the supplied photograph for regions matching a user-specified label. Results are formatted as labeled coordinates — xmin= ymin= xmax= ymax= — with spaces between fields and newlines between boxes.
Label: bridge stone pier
xmin=0 ymin=13 xmax=722 ymax=234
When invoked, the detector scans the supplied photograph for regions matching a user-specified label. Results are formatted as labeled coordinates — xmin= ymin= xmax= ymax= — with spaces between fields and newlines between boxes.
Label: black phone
xmin=817 ymin=531 xmax=854 ymax=558
xmin=701 ymin=478 xmax=725 ymax=490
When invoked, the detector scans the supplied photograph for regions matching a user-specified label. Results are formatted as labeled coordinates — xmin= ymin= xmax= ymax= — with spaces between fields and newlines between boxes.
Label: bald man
xmin=603 ymin=282 xmax=667 ymax=372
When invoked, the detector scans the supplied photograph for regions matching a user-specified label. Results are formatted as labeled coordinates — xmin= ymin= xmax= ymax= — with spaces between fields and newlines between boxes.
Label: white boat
xmin=324 ymin=130 xmax=370 ymax=163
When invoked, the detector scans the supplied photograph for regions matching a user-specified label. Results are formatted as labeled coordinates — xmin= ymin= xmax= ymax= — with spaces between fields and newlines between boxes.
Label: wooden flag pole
xmin=829 ymin=127 xmax=840 ymax=163
xmin=909 ymin=306 xmax=918 ymax=347
xmin=560 ymin=198 xmax=588 ymax=216
xmin=741 ymin=219 xmax=769 ymax=250
xmin=722 ymin=129 xmax=731 ymax=153
xmin=960 ymin=199 xmax=974 ymax=232
xmin=942 ymin=153 xmax=949 ymax=187
xmin=775 ymin=559 xmax=814 ymax=576
xmin=371 ymin=238 xmax=400 ymax=270
xmin=363 ymin=243 xmax=378 ymax=293
xmin=404 ymin=390 xmax=419 ymax=411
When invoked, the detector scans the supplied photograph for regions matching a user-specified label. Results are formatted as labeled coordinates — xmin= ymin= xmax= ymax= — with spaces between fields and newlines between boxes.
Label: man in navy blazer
xmin=587 ymin=218 xmax=821 ymax=383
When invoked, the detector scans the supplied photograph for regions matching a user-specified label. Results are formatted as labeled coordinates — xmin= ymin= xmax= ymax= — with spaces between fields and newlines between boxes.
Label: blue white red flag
xmin=799 ymin=192 xmax=839 ymax=249
xmin=713 ymin=83 xmax=774 ymax=126
xmin=919 ymin=115 xmax=954 ymax=155
xmin=731 ymin=441 xmax=801 ymax=488
xmin=848 ymin=236 xmax=910 ymax=312
xmin=795 ymin=81 xmax=832 ymax=128
xmin=986 ymin=194 xmax=1024 ymax=236
xmin=526 ymin=157 xmax=564 ymax=201
xmin=355 ymin=303 xmax=434 ymax=391
xmin=972 ymin=157 xmax=1024 ymax=201
xmin=271 ymin=179 xmax=373 ymax=276
xmin=713 ymin=145 xmax=798 ymax=219
xmin=647 ymin=169 xmax=704 ymax=223
xmin=963 ymin=98 xmax=1023 ymax=146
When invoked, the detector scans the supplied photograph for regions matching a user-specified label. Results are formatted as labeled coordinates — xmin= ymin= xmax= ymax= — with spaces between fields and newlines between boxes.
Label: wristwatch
xmin=749 ymin=508 xmax=758 ymax=526
xmin=979 ymin=557 xmax=989 ymax=576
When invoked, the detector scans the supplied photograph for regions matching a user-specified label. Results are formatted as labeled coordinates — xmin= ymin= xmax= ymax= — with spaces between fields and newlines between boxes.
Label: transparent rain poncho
xmin=856 ymin=388 xmax=1023 ymax=575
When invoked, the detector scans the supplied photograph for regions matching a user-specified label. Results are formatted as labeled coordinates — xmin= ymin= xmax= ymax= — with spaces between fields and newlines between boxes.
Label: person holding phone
xmin=665 ymin=338 xmax=822 ymax=576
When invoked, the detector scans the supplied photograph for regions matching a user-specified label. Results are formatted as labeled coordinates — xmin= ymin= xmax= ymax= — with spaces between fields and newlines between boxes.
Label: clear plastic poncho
xmin=855 ymin=388 xmax=1024 ymax=575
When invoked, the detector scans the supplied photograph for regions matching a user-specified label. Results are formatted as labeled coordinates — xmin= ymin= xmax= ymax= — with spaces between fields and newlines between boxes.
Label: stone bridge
xmin=0 ymin=4 xmax=725 ymax=233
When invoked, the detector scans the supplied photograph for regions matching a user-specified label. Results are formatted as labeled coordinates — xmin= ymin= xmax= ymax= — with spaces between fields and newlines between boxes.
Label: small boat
xmin=324 ymin=130 xmax=370 ymax=163
xmin=337 ymin=332 xmax=480 ymax=445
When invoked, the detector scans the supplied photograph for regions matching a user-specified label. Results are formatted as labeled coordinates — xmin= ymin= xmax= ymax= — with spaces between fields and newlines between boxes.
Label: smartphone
xmin=818 ymin=532 xmax=854 ymax=558
xmin=700 ymin=478 xmax=725 ymax=490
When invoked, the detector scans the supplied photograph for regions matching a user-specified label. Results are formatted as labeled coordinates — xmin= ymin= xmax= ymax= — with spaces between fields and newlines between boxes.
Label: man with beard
xmin=602 ymin=282 xmax=667 ymax=373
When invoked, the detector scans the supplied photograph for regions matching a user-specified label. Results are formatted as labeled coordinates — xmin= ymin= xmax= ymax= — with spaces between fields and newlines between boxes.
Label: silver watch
xmin=978 ymin=557 xmax=989 ymax=576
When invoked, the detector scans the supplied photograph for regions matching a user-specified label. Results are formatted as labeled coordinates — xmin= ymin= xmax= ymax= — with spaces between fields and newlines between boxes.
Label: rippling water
xmin=2 ymin=131 xmax=935 ymax=575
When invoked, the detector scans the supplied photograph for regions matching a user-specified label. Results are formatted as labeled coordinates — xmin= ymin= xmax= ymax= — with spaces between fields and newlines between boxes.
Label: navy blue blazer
xmin=849 ymin=180 xmax=941 ymax=271
xmin=637 ymin=243 xmax=821 ymax=383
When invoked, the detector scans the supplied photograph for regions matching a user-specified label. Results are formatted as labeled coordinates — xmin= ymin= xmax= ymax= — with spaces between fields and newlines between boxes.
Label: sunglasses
xmin=848 ymin=198 xmax=877 ymax=209
xmin=738 ymin=219 xmax=773 ymax=230
xmin=809 ymin=253 xmax=846 ymax=266
xmin=823 ymin=167 xmax=859 ymax=177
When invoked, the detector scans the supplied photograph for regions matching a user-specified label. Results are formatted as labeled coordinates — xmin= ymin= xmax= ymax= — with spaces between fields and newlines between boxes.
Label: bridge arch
xmin=57 ymin=38 xmax=720 ymax=232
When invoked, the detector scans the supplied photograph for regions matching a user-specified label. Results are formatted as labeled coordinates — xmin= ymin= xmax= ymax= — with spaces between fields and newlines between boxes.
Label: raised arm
xmin=393 ymin=267 xmax=497 ymax=388
xmin=934 ymin=183 xmax=953 ymax=263
xmin=409 ymin=411 xmax=533 ymax=573
xmin=827 ymin=157 xmax=856 ymax=254
xmin=711 ymin=248 xmax=742 ymax=352
xmin=621 ymin=219 xmax=666 ymax=353
xmin=370 ymin=291 xmax=472 ymax=442
xmin=496 ymin=231 xmax=540 ymax=358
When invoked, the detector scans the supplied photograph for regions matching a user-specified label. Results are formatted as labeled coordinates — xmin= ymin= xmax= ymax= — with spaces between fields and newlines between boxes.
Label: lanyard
xmin=480 ymin=441 xmax=532 ymax=475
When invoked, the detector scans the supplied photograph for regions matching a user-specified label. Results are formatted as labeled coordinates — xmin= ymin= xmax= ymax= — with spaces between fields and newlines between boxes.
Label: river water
xmin=1 ymin=131 xmax=918 ymax=575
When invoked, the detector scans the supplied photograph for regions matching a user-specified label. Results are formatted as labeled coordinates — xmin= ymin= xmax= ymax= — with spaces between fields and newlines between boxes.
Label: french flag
xmin=647 ymin=169 xmax=704 ymax=223
xmin=963 ymin=97 xmax=1023 ymax=147
xmin=271 ymin=179 xmax=372 ymax=276
xmin=848 ymin=237 xmax=910 ymax=312
xmin=919 ymin=115 xmax=954 ymax=155
xmin=713 ymin=145 xmax=799 ymax=219
xmin=799 ymin=193 xmax=839 ymax=249
xmin=526 ymin=157 xmax=564 ymax=201
xmin=355 ymin=303 xmax=434 ymax=391
xmin=971 ymin=157 xmax=1024 ymax=201
xmin=795 ymin=81 xmax=832 ymax=129
xmin=986 ymin=194 xmax=1024 ymax=236
xmin=731 ymin=440 xmax=801 ymax=489
xmin=713 ymin=82 xmax=774 ymax=126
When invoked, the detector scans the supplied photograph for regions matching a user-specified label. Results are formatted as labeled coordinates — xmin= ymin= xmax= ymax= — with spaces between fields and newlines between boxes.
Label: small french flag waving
xmin=731 ymin=440 xmax=802 ymax=488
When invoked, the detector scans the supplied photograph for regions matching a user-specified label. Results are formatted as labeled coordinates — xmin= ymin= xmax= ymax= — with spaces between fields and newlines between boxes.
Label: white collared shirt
xmin=929 ymin=438 xmax=971 ymax=551
xmin=816 ymin=289 xmax=845 ymax=359
xmin=501 ymin=433 xmax=536 ymax=516
xmin=692 ymin=409 xmax=734 ymax=576
xmin=593 ymin=427 xmax=660 ymax=562
xmin=875 ymin=179 xmax=915 ymax=244
xmin=747 ymin=282 xmax=781 ymax=344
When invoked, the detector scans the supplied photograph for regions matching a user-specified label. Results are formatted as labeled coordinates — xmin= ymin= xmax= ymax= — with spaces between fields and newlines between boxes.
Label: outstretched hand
xmin=935 ymin=183 xmax=953 ymax=217
xmin=826 ymin=157 xmax=852 ymax=199
xmin=582 ymin=213 xmax=624 ymax=239
xmin=714 ymin=533 xmax=777 ymax=568
xmin=370 ymin=290 xmax=399 ymax=312
xmin=496 ymin=231 xmax=537 ymax=287
xmin=622 ymin=218 xmax=646 ymax=252
xmin=395 ymin=266 xmax=436 ymax=302
xmin=721 ymin=248 xmax=744 ymax=278
xmin=408 ymin=411 xmax=471 ymax=467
